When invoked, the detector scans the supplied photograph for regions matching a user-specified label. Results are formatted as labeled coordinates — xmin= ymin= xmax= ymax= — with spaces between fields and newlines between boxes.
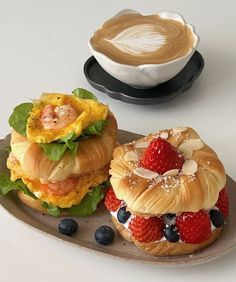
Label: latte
xmin=90 ymin=13 xmax=195 ymax=66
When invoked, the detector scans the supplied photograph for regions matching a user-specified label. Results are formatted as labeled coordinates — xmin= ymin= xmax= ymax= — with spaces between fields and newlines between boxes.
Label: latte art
xmin=91 ymin=13 xmax=195 ymax=66
xmin=106 ymin=24 xmax=166 ymax=55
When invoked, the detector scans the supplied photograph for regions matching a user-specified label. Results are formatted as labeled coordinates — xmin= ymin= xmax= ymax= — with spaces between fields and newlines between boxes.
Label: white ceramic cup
xmin=88 ymin=9 xmax=199 ymax=89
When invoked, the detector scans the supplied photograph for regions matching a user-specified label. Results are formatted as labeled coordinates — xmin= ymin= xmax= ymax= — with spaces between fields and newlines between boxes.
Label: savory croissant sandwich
xmin=1 ymin=88 xmax=117 ymax=216
xmin=106 ymin=127 xmax=228 ymax=255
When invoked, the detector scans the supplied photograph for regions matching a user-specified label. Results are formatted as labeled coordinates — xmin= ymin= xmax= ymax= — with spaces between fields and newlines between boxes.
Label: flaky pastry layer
xmin=110 ymin=127 xmax=226 ymax=215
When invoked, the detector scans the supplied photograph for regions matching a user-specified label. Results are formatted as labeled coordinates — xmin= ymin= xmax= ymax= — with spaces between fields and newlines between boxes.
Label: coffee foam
xmin=90 ymin=13 xmax=195 ymax=66
xmin=106 ymin=24 xmax=166 ymax=55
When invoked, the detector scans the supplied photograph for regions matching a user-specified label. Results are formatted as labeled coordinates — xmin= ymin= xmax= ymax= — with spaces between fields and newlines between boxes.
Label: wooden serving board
xmin=0 ymin=130 xmax=236 ymax=266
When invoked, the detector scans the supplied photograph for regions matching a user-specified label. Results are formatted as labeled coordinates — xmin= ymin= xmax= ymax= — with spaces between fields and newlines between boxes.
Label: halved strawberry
xmin=140 ymin=137 xmax=184 ymax=175
xmin=176 ymin=210 xmax=212 ymax=244
xmin=216 ymin=187 xmax=229 ymax=218
xmin=104 ymin=188 xmax=122 ymax=212
xmin=128 ymin=216 xmax=164 ymax=243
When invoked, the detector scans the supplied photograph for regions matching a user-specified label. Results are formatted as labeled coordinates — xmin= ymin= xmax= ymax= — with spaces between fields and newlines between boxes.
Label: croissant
xmin=107 ymin=127 xmax=227 ymax=256
xmin=5 ymin=92 xmax=118 ymax=215
xmin=10 ymin=114 xmax=117 ymax=182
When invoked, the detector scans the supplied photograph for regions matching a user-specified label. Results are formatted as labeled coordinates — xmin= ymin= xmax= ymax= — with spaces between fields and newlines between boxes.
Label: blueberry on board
xmin=164 ymin=225 xmax=179 ymax=242
xmin=209 ymin=209 xmax=225 ymax=228
xmin=58 ymin=219 xmax=78 ymax=236
xmin=117 ymin=206 xmax=131 ymax=224
xmin=95 ymin=225 xmax=115 ymax=245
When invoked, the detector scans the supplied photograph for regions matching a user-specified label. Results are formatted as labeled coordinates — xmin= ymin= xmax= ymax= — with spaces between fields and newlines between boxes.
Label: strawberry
xmin=140 ymin=137 xmax=184 ymax=175
xmin=216 ymin=187 xmax=229 ymax=218
xmin=128 ymin=216 xmax=164 ymax=243
xmin=104 ymin=187 xmax=122 ymax=212
xmin=176 ymin=210 xmax=212 ymax=244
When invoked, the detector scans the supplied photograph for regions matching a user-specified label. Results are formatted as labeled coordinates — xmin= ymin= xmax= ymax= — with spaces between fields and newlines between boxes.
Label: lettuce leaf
xmin=38 ymin=132 xmax=79 ymax=161
xmin=42 ymin=202 xmax=61 ymax=216
xmin=38 ymin=143 xmax=68 ymax=161
xmin=59 ymin=132 xmax=79 ymax=157
xmin=38 ymin=120 xmax=107 ymax=161
xmin=66 ymin=185 xmax=104 ymax=216
xmin=0 ymin=173 xmax=36 ymax=199
xmin=82 ymin=120 xmax=108 ymax=136
xmin=72 ymin=88 xmax=97 ymax=100
xmin=8 ymin=103 xmax=33 ymax=136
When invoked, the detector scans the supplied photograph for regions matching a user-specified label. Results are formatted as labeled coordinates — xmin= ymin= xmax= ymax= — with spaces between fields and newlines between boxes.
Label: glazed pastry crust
xmin=112 ymin=216 xmax=222 ymax=256
xmin=110 ymin=127 xmax=226 ymax=215
xmin=10 ymin=114 xmax=117 ymax=182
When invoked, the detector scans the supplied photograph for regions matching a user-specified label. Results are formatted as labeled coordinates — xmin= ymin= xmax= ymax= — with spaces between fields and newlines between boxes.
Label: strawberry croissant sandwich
xmin=106 ymin=127 xmax=228 ymax=256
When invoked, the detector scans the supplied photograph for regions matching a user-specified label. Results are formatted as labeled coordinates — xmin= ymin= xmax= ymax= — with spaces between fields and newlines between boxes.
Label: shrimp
xmin=40 ymin=104 xmax=78 ymax=130
xmin=41 ymin=177 xmax=78 ymax=196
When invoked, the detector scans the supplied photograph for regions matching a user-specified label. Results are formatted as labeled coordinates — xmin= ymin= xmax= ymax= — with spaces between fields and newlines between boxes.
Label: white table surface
xmin=0 ymin=1 xmax=236 ymax=281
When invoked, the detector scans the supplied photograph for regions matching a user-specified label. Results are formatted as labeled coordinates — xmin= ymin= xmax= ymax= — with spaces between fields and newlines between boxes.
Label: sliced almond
xmin=179 ymin=146 xmax=193 ymax=159
xmin=124 ymin=151 xmax=139 ymax=162
xmin=182 ymin=160 xmax=198 ymax=175
xmin=134 ymin=167 xmax=159 ymax=179
xmin=163 ymin=169 xmax=179 ymax=177
xmin=134 ymin=141 xmax=150 ymax=149
xmin=173 ymin=127 xmax=187 ymax=133
xmin=179 ymin=139 xmax=204 ymax=153
xmin=160 ymin=132 xmax=168 ymax=139
xmin=188 ymin=139 xmax=204 ymax=150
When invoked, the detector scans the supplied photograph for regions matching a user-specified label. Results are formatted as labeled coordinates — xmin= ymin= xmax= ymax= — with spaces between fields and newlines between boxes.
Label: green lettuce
xmin=38 ymin=132 xmax=79 ymax=161
xmin=66 ymin=185 xmax=104 ymax=216
xmin=72 ymin=88 xmax=97 ymax=100
xmin=42 ymin=202 xmax=61 ymax=217
xmin=8 ymin=103 xmax=33 ymax=136
xmin=0 ymin=173 xmax=36 ymax=199
xmin=38 ymin=120 xmax=107 ymax=161
xmin=58 ymin=132 xmax=79 ymax=157
xmin=82 ymin=120 xmax=108 ymax=136
xmin=38 ymin=143 xmax=68 ymax=161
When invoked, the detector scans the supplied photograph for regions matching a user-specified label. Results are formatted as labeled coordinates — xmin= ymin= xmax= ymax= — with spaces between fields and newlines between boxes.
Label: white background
xmin=0 ymin=1 xmax=236 ymax=281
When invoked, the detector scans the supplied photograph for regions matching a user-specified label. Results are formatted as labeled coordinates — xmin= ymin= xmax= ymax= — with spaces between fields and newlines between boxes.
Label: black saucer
xmin=84 ymin=51 xmax=204 ymax=105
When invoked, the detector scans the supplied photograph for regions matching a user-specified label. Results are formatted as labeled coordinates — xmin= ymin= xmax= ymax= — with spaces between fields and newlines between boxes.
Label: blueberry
xmin=165 ymin=213 xmax=176 ymax=220
xmin=117 ymin=206 xmax=131 ymax=224
xmin=95 ymin=225 xmax=115 ymax=245
xmin=209 ymin=209 xmax=225 ymax=228
xmin=164 ymin=225 xmax=179 ymax=242
xmin=58 ymin=219 xmax=78 ymax=236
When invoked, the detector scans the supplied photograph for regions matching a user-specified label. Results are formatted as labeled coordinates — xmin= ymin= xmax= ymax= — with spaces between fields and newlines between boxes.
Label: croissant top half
xmin=10 ymin=114 xmax=117 ymax=182
xmin=110 ymin=127 xmax=226 ymax=216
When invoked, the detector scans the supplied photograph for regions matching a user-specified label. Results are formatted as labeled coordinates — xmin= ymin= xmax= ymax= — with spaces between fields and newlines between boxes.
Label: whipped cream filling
xmin=106 ymin=24 xmax=166 ymax=55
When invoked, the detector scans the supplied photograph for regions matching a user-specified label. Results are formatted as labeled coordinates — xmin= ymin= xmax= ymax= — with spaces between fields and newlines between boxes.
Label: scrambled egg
xmin=7 ymin=156 xmax=109 ymax=208
xmin=27 ymin=93 xmax=108 ymax=143
xmin=22 ymin=169 xmax=108 ymax=208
